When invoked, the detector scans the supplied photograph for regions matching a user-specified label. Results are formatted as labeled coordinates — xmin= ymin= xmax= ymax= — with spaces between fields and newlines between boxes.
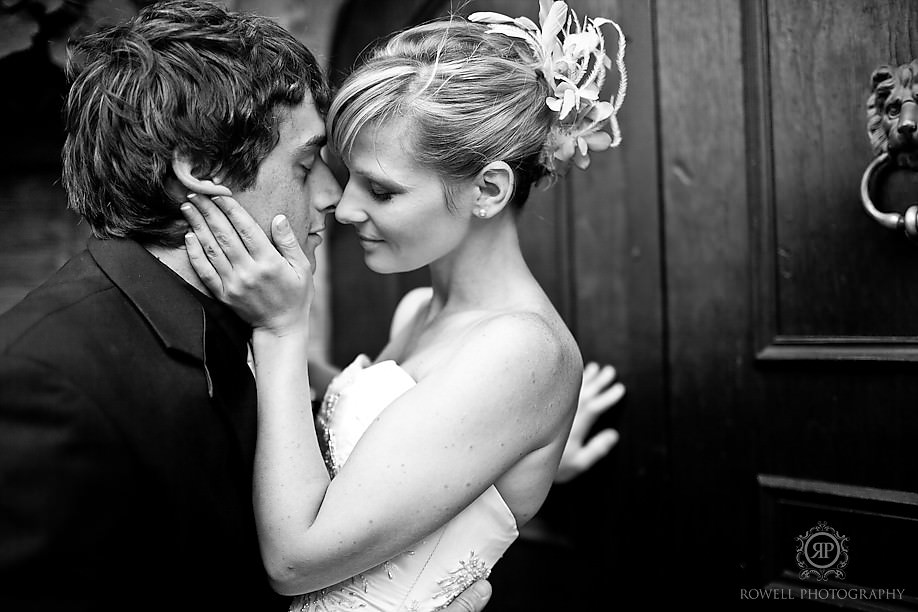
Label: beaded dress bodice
xmin=289 ymin=355 xmax=519 ymax=612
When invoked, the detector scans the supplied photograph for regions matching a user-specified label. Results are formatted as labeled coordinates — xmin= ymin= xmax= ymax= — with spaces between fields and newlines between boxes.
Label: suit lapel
xmin=89 ymin=237 xmax=258 ymax=467
xmin=89 ymin=237 xmax=204 ymax=361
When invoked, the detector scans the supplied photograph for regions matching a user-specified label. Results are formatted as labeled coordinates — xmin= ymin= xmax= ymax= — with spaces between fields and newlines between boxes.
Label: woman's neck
xmin=427 ymin=214 xmax=534 ymax=314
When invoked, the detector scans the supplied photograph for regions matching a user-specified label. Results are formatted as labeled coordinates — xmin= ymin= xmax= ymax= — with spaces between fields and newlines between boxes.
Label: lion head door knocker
xmin=861 ymin=59 xmax=918 ymax=240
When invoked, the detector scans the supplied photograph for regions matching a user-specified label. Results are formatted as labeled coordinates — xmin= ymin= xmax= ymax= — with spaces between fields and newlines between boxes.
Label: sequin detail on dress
xmin=431 ymin=552 xmax=492 ymax=610
xmin=317 ymin=387 xmax=341 ymax=476
xmin=316 ymin=355 xmax=371 ymax=476
xmin=289 ymin=577 xmax=367 ymax=611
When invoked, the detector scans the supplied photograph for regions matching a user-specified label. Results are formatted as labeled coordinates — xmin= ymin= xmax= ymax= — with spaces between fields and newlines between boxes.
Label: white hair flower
xmin=470 ymin=0 xmax=627 ymax=172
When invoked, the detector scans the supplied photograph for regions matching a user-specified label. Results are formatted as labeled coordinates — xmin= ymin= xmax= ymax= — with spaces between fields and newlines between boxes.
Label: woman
xmin=182 ymin=2 xmax=627 ymax=609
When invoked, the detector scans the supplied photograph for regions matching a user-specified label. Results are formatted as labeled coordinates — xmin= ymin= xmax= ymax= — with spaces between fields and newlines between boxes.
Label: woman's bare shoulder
xmin=465 ymin=309 xmax=582 ymax=391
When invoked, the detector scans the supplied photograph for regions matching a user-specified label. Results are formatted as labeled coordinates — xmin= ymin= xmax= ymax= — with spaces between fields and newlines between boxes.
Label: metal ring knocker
xmin=860 ymin=152 xmax=918 ymax=241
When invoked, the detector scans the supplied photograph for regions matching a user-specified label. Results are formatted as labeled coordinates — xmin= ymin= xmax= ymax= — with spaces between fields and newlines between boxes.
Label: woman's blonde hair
xmin=327 ymin=17 xmax=554 ymax=209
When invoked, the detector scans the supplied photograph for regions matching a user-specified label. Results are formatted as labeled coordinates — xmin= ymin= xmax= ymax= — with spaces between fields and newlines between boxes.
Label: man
xmin=0 ymin=2 xmax=491 ymax=610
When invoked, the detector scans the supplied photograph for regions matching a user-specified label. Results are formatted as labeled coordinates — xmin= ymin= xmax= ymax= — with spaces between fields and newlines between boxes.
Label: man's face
xmin=231 ymin=95 xmax=341 ymax=269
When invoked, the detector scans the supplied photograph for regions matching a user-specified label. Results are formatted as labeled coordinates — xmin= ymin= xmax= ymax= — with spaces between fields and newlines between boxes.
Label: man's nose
xmin=312 ymin=160 xmax=342 ymax=214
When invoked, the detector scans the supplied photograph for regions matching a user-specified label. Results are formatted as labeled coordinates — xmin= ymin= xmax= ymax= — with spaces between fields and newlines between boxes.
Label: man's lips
xmin=356 ymin=232 xmax=383 ymax=242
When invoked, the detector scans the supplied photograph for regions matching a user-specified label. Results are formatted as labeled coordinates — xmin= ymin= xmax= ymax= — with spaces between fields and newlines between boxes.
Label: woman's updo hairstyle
xmin=327 ymin=17 xmax=554 ymax=210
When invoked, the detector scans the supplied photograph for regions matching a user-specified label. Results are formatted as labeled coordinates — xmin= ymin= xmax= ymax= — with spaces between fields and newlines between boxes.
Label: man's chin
xmin=304 ymin=234 xmax=323 ymax=261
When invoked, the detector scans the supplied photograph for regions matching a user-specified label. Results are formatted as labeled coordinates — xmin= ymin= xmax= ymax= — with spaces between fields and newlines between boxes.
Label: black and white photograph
xmin=1 ymin=1 xmax=915 ymax=610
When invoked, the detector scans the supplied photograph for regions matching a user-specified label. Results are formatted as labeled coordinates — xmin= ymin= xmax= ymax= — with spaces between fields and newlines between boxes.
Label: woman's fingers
xmin=271 ymin=215 xmax=312 ymax=272
xmin=585 ymin=381 xmax=626 ymax=414
xmin=181 ymin=201 xmax=234 ymax=281
xmin=184 ymin=190 xmax=306 ymax=274
xmin=184 ymin=193 xmax=251 ymax=265
xmin=184 ymin=231 xmax=224 ymax=297
xmin=208 ymin=193 xmax=276 ymax=260
xmin=582 ymin=361 xmax=600 ymax=381
xmin=580 ymin=362 xmax=617 ymax=399
xmin=574 ymin=362 xmax=625 ymax=435
xmin=579 ymin=428 xmax=620 ymax=463
xmin=580 ymin=361 xmax=600 ymax=391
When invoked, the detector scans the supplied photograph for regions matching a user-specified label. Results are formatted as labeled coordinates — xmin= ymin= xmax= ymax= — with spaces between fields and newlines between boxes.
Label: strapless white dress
xmin=289 ymin=355 xmax=519 ymax=612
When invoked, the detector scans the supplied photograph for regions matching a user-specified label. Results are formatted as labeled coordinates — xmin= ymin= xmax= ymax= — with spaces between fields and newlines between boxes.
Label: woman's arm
xmin=267 ymin=313 xmax=575 ymax=594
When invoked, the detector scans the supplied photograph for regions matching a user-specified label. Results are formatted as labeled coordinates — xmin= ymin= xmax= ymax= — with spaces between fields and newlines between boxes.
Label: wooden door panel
xmin=656 ymin=0 xmax=754 ymax=597
xmin=562 ymin=0 xmax=671 ymax=598
xmin=766 ymin=0 xmax=918 ymax=342
xmin=759 ymin=476 xmax=918 ymax=604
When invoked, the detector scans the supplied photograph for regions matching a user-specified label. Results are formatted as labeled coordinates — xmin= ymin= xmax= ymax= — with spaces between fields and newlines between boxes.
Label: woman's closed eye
xmin=368 ymin=183 xmax=394 ymax=202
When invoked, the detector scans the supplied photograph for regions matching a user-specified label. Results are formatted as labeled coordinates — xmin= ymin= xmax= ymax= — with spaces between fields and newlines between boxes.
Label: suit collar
xmin=89 ymin=237 xmax=207 ymax=362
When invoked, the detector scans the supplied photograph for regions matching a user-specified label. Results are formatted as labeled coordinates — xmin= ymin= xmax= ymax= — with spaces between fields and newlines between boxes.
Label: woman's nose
xmin=334 ymin=181 xmax=368 ymax=225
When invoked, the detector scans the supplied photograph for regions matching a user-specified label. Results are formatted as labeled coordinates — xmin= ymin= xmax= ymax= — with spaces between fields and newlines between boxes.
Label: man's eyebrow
xmin=293 ymin=134 xmax=327 ymax=157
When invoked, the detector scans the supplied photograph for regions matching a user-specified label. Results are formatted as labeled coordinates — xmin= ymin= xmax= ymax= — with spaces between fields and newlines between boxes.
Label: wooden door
xmin=328 ymin=0 xmax=918 ymax=609
xmin=657 ymin=0 xmax=918 ymax=607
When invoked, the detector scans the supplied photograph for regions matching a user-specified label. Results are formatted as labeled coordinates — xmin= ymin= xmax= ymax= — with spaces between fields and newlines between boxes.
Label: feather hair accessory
xmin=470 ymin=0 xmax=627 ymax=172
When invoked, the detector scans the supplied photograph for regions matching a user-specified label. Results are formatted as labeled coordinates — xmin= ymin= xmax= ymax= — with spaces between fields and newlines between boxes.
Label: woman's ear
xmin=172 ymin=152 xmax=233 ymax=197
xmin=472 ymin=161 xmax=514 ymax=219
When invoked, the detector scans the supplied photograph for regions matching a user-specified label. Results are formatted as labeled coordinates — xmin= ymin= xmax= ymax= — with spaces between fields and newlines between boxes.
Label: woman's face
xmin=334 ymin=120 xmax=475 ymax=274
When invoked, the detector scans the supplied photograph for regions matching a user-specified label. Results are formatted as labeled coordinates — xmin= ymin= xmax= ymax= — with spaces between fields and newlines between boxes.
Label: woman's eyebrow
xmin=352 ymin=167 xmax=408 ymax=191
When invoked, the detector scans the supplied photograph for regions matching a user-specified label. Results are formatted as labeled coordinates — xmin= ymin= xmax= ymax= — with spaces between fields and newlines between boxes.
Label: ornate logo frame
xmin=795 ymin=521 xmax=849 ymax=581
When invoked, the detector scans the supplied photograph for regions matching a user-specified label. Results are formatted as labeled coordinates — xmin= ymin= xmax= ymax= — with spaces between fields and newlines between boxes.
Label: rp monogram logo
xmin=811 ymin=540 xmax=835 ymax=560
xmin=796 ymin=522 xmax=849 ymax=581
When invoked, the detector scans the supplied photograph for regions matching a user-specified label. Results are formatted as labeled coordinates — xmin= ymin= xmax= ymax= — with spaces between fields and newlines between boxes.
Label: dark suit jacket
xmin=0 ymin=238 xmax=286 ymax=611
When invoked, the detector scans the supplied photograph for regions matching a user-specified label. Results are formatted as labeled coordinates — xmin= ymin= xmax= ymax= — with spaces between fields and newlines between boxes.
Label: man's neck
xmin=145 ymin=244 xmax=213 ymax=297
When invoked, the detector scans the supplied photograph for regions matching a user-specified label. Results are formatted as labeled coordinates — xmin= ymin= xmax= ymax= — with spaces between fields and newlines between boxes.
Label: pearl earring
xmin=476 ymin=209 xmax=488 ymax=218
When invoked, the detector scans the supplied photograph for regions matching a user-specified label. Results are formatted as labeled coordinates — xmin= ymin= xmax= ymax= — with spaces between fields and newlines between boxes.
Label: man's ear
xmin=172 ymin=152 xmax=233 ymax=197
xmin=472 ymin=161 xmax=514 ymax=219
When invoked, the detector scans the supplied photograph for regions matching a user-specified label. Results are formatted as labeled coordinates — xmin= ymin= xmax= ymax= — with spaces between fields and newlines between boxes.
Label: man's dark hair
xmin=63 ymin=0 xmax=331 ymax=246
